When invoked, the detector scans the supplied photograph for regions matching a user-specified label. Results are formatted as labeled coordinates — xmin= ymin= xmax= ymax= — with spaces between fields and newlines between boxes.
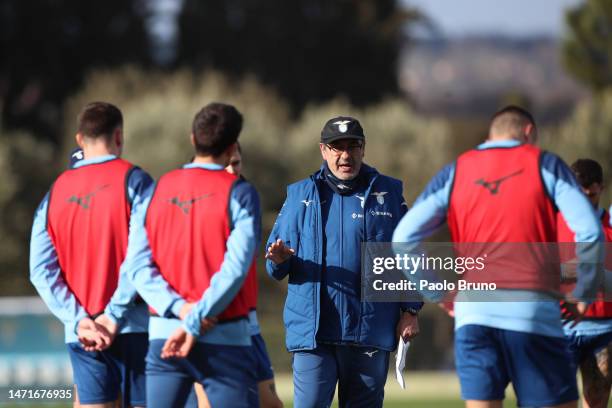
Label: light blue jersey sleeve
xmin=395 ymin=187 xmax=425 ymax=312
xmin=183 ymin=179 xmax=262 ymax=336
xmin=392 ymin=163 xmax=455 ymax=244
xmin=539 ymin=152 xmax=604 ymax=300
xmin=392 ymin=164 xmax=455 ymax=301
xmin=105 ymin=181 xmax=187 ymax=323
xmin=30 ymin=192 xmax=89 ymax=335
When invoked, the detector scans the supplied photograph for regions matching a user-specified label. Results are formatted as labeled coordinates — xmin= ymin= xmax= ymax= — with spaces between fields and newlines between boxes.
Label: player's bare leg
xmin=73 ymin=385 xmax=80 ymax=408
xmin=258 ymin=379 xmax=283 ymax=408
xmin=580 ymin=343 xmax=612 ymax=408
xmin=549 ymin=402 xmax=577 ymax=408
xmin=73 ymin=385 xmax=117 ymax=408
xmin=466 ymin=401 xmax=577 ymax=408
xmin=465 ymin=400 xmax=502 ymax=408
xmin=194 ymin=383 xmax=211 ymax=408
xmin=194 ymin=379 xmax=283 ymax=408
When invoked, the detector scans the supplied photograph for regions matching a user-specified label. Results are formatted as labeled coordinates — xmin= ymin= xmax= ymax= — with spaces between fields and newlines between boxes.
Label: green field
xmin=0 ymin=372 xmax=485 ymax=407
xmin=4 ymin=371 xmax=612 ymax=407
xmin=277 ymin=371 xmax=517 ymax=407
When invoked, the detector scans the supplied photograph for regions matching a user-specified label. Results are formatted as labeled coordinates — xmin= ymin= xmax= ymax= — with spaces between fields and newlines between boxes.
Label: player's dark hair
xmin=571 ymin=158 xmax=603 ymax=187
xmin=491 ymin=105 xmax=535 ymax=125
xmin=489 ymin=105 xmax=536 ymax=140
xmin=192 ymin=103 xmax=243 ymax=157
xmin=77 ymin=102 xmax=123 ymax=141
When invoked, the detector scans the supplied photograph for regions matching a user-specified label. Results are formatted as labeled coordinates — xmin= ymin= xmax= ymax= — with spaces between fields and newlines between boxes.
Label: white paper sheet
xmin=395 ymin=338 xmax=410 ymax=389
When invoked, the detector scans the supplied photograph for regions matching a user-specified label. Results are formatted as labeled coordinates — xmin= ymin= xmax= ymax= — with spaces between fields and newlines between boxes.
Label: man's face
xmin=225 ymin=149 xmax=242 ymax=176
xmin=581 ymin=182 xmax=603 ymax=208
xmin=319 ymin=138 xmax=365 ymax=180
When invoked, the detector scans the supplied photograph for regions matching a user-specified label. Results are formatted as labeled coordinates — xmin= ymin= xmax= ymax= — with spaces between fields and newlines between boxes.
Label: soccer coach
xmin=266 ymin=116 xmax=422 ymax=408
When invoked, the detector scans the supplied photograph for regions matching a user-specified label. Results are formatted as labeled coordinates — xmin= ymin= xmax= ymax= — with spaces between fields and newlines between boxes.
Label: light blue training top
xmin=564 ymin=208 xmax=612 ymax=336
xmin=30 ymin=155 xmax=153 ymax=343
xmin=105 ymin=162 xmax=261 ymax=346
xmin=392 ymin=140 xmax=604 ymax=337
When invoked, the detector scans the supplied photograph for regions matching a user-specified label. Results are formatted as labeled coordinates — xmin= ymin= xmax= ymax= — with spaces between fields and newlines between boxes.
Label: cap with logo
xmin=321 ymin=116 xmax=365 ymax=144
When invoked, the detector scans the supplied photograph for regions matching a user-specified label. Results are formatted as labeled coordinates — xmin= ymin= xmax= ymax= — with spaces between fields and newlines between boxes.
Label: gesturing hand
xmin=265 ymin=239 xmax=295 ymax=264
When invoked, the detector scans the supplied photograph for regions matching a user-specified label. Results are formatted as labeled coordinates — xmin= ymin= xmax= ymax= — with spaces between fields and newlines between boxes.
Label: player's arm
xmin=265 ymin=189 xmax=295 ymax=280
xmin=392 ymin=163 xmax=455 ymax=245
xmin=29 ymin=192 xmax=89 ymax=334
xmin=183 ymin=179 xmax=261 ymax=337
xmin=541 ymin=152 xmax=604 ymax=301
xmin=105 ymin=181 xmax=187 ymax=323
xmin=103 ymin=168 xmax=187 ymax=327
xmin=392 ymin=164 xmax=455 ymax=303
xmin=395 ymin=181 xmax=425 ymax=315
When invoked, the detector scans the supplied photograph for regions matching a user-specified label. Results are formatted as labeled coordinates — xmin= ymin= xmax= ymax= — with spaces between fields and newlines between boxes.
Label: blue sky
xmin=405 ymin=0 xmax=584 ymax=37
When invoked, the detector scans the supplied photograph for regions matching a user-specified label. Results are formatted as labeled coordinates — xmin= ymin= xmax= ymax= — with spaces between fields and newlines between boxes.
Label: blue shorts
xmin=67 ymin=332 xmax=148 ymax=406
xmin=251 ymin=334 xmax=274 ymax=382
xmin=146 ymin=339 xmax=258 ymax=408
xmin=455 ymin=325 xmax=578 ymax=407
xmin=566 ymin=330 xmax=612 ymax=365
xmin=292 ymin=344 xmax=389 ymax=408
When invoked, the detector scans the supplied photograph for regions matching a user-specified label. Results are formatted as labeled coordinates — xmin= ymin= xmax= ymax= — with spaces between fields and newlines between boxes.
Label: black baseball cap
xmin=321 ymin=116 xmax=365 ymax=144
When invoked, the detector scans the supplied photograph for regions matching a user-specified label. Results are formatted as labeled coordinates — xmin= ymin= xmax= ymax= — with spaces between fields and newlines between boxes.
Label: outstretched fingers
xmin=265 ymin=239 xmax=295 ymax=264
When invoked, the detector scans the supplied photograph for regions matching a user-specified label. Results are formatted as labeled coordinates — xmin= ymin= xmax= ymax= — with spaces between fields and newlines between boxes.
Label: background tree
xmin=541 ymin=90 xmax=612 ymax=204
xmin=0 ymin=0 xmax=150 ymax=143
xmin=178 ymin=0 xmax=422 ymax=110
xmin=562 ymin=0 xmax=612 ymax=92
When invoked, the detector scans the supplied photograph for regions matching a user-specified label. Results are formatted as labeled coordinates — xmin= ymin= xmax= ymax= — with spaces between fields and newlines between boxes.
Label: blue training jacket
xmin=267 ymin=163 xmax=422 ymax=352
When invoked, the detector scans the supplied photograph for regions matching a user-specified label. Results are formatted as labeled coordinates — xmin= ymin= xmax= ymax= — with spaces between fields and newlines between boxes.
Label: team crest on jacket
xmin=372 ymin=191 xmax=387 ymax=205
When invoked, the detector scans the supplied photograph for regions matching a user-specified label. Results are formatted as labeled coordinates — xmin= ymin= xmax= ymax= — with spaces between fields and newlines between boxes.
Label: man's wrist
xmin=169 ymin=299 xmax=187 ymax=319
xmin=73 ymin=314 xmax=89 ymax=334
xmin=402 ymin=307 xmax=419 ymax=316
xmin=103 ymin=313 xmax=119 ymax=326
xmin=182 ymin=320 xmax=200 ymax=337
xmin=269 ymin=256 xmax=291 ymax=268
